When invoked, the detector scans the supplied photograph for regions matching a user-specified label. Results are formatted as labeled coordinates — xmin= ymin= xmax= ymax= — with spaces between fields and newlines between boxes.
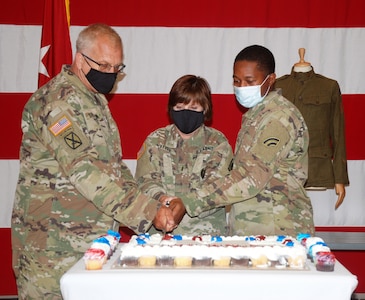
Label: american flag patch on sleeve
xmin=49 ymin=116 xmax=72 ymax=136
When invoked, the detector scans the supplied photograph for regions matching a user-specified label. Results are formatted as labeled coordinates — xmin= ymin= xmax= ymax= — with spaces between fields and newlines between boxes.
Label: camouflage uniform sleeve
xmin=185 ymin=115 xmax=293 ymax=216
xmin=182 ymin=136 xmax=234 ymax=217
xmin=43 ymin=100 xmax=159 ymax=233
xmin=135 ymin=133 xmax=166 ymax=201
xmin=202 ymin=140 xmax=234 ymax=183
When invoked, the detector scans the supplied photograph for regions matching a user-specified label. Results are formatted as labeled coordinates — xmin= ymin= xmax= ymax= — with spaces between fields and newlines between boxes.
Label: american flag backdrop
xmin=1 ymin=0 xmax=365 ymax=295
xmin=1 ymin=0 xmax=365 ymax=225
xmin=1 ymin=0 xmax=365 ymax=227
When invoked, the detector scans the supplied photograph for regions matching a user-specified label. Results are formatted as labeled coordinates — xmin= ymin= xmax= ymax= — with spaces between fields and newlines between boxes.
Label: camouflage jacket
xmin=135 ymin=124 xmax=233 ymax=235
xmin=12 ymin=65 xmax=159 ymax=254
xmin=188 ymin=91 xmax=315 ymax=236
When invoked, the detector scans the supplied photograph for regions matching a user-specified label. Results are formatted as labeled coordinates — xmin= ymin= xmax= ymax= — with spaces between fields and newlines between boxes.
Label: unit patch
xmin=251 ymin=120 xmax=289 ymax=164
xmin=64 ymin=132 xmax=83 ymax=149
xmin=48 ymin=109 xmax=90 ymax=154
xmin=263 ymin=137 xmax=280 ymax=147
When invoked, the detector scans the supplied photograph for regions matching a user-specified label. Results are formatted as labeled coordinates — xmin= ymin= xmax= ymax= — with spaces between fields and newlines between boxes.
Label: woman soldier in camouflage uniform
xmin=136 ymin=75 xmax=233 ymax=235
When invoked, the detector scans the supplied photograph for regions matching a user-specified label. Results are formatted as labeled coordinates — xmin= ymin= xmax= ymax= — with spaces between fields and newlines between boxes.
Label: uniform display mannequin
xmin=275 ymin=48 xmax=349 ymax=209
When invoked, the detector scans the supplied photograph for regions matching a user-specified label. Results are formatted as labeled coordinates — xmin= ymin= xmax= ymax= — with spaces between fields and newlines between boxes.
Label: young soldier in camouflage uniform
xmin=11 ymin=23 xmax=181 ymax=299
xmin=136 ymin=75 xmax=233 ymax=235
xmin=175 ymin=45 xmax=315 ymax=237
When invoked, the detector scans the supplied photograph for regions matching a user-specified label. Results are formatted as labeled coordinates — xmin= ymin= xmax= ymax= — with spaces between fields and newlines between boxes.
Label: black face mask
xmin=86 ymin=68 xmax=117 ymax=94
xmin=171 ymin=109 xmax=204 ymax=134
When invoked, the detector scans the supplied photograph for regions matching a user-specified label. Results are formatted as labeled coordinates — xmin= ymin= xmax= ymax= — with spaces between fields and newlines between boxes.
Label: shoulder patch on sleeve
xmin=49 ymin=115 xmax=72 ymax=136
xmin=61 ymin=126 xmax=89 ymax=153
xmin=64 ymin=131 xmax=83 ymax=150
xmin=48 ymin=110 xmax=90 ymax=153
xmin=251 ymin=121 xmax=289 ymax=164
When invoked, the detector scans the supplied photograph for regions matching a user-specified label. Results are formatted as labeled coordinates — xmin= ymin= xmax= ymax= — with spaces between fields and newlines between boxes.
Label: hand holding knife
xmin=153 ymin=196 xmax=186 ymax=233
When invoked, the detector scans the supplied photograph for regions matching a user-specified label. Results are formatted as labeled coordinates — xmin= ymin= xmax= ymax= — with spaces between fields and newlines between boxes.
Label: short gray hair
xmin=76 ymin=23 xmax=122 ymax=53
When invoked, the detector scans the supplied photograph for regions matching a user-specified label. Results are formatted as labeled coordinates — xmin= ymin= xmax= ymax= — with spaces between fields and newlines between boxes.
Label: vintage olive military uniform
xmin=275 ymin=69 xmax=349 ymax=188
xmin=185 ymin=91 xmax=315 ymax=237
xmin=135 ymin=124 xmax=233 ymax=235
xmin=12 ymin=65 xmax=159 ymax=299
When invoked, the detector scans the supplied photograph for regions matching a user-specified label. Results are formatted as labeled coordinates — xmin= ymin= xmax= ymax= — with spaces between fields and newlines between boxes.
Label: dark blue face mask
xmin=171 ymin=109 xmax=204 ymax=134
xmin=86 ymin=68 xmax=117 ymax=94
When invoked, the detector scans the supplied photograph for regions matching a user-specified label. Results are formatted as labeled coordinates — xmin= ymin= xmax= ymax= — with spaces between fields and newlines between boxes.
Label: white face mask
xmin=234 ymin=75 xmax=270 ymax=108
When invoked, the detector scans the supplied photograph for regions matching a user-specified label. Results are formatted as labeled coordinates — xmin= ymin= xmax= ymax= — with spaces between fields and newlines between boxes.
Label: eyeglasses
xmin=82 ymin=53 xmax=126 ymax=73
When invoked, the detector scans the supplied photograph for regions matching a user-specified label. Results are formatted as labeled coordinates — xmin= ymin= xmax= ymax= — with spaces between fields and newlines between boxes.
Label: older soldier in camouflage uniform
xmin=136 ymin=75 xmax=233 ymax=235
xmin=11 ymin=23 xmax=178 ymax=300
xmin=178 ymin=45 xmax=315 ymax=237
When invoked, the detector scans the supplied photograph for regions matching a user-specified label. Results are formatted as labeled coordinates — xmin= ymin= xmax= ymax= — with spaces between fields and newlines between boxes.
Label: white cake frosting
xmin=118 ymin=233 xmax=321 ymax=269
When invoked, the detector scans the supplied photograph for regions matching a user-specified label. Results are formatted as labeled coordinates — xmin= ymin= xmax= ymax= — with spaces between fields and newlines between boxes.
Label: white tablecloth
xmin=60 ymin=244 xmax=358 ymax=300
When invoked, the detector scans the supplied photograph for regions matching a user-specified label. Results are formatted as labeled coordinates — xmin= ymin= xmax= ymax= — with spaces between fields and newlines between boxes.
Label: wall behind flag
xmin=1 ymin=25 xmax=365 ymax=158
xmin=1 ymin=1 xmax=365 ymax=296
xmin=1 ymin=0 xmax=365 ymax=228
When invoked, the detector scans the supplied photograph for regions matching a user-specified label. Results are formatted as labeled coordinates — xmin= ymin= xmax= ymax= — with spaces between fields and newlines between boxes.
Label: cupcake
xmin=102 ymin=232 xmax=119 ymax=252
xmin=192 ymin=245 xmax=212 ymax=267
xmin=276 ymin=255 xmax=289 ymax=269
xmin=120 ymin=256 xmax=139 ymax=267
xmin=305 ymin=237 xmax=324 ymax=257
xmin=174 ymin=256 xmax=193 ymax=267
xmin=297 ymin=233 xmax=311 ymax=247
xmin=90 ymin=237 xmax=112 ymax=259
xmin=212 ymin=256 xmax=231 ymax=267
xmin=83 ymin=248 xmax=106 ymax=270
xmin=315 ymin=251 xmax=336 ymax=272
xmin=286 ymin=246 xmax=307 ymax=269
xmin=138 ymin=255 xmax=157 ymax=267
xmin=156 ymin=246 xmax=174 ymax=267
xmin=211 ymin=246 xmax=231 ymax=267
xmin=138 ymin=245 xmax=158 ymax=267
xmin=193 ymin=256 xmax=212 ymax=267
xmin=249 ymin=247 xmax=268 ymax=268
xmin=119 ymin=244 xmax=140 ymax=267
xmin=174 ymin=245 xmax=193 ymax=267
xmin=308 ymin=242 xmax=331 ymax=262
xmin=264 ymin=246 xmax=280 ymax=268
xmin=229 ymin=246 xmax=251 ymax=267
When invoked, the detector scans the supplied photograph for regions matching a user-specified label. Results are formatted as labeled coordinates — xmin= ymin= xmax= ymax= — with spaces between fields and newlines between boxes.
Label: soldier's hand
xmin=153 ymin=205 xmax=176 ymax=232
xmin=153 ymin=196 xmax=186 ymax=232
xmin=168 ymin=198 xmax=186 ymax=226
